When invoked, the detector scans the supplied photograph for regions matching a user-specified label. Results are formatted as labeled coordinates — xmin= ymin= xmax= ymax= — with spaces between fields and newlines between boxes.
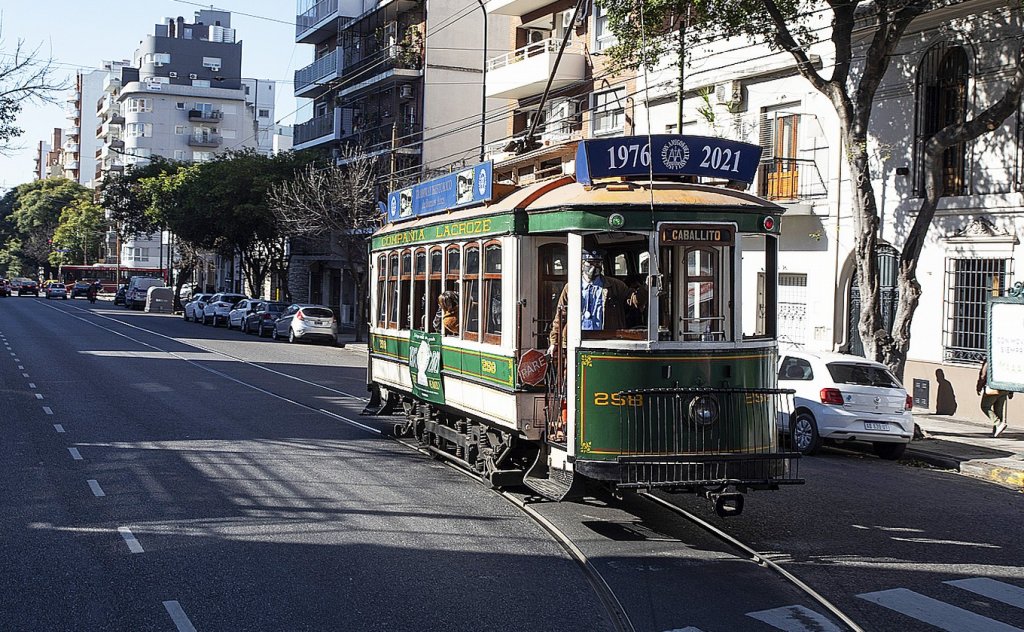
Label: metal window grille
xmin=914 ymin=43 xmax=970 ymax=196
xmin=943 ymin=258 xmax=1010 ymax=362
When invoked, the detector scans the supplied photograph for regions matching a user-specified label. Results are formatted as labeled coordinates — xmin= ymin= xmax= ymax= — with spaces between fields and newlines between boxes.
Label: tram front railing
xmin=615 ymin=387 xmax=801 ymax=489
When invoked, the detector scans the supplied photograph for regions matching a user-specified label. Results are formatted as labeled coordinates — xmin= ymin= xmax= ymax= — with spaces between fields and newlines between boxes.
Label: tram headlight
xmin=689 ymin=395 xmax=720 ymax=427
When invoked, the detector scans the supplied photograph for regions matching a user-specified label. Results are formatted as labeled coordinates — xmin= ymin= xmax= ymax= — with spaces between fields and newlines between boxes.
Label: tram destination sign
xmin=987 ymin=296 xmax=1024 ymax=392
xmin=575 ymin=135 xmax=763 ymax=185
xmin=659 ymin=224 xmax=734 ymax=245
xmin=387 ymin=161 xmax=494 ymax=223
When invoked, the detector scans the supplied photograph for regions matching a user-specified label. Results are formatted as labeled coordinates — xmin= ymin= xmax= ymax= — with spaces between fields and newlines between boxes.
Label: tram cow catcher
xmin=366 ymin=135 xmax=802 ymax=516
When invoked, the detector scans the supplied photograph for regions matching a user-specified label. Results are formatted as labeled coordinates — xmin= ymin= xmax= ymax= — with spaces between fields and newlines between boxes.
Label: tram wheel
xmin=790 ymin=411 xmax=821 ymax=455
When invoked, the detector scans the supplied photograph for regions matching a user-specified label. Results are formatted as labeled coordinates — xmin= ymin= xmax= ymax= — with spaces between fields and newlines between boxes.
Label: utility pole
xmin=389 ymin=122 xmax=398 ymax=190
xmin=677 ymin=9 xmax=687 ymax=132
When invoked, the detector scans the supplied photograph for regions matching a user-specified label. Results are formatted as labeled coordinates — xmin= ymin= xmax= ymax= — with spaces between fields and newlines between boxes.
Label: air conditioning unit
xmin=189 ymin=73 xmax=198 ymax=80
xmin=399 ymin=84 xmax=413 ymax=99
xmin=168 ymin=71 xmax=178 ymax=78
xmin=561 ymin=8 xmax=584 ymax=28
xmin=714 ymin=80 xmax=746 ymax=111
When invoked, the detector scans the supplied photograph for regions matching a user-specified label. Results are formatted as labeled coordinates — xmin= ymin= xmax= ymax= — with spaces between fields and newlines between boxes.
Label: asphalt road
xmin=2 ymin=295 xmax=1023 ymax=632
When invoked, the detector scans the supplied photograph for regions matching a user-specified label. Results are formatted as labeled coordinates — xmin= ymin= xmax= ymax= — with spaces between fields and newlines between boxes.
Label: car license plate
xmin=314 ymin=320 xmax=323 ymax=326
xmin=864 ymin=422 xmax=890 ymax=431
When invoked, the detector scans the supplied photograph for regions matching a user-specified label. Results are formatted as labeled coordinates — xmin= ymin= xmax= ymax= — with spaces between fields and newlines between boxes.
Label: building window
xmin=132 ymin=247 xmax=150 ymax=262
xmin=221 ymin=130 xmax=237 ymax=140
xmin=944 ymin=257 xmax=1009 ymax=362
xmin=592 ymin=88 xmax=624 ymax=136
xmin=202 ymin=57 xmax=222 ymax=69
xmin=125 ymin=98 xmax=152 ymax=113
xmin=192 ymin=80 xmax=211 ymax=88
xmin=916 ymin=43 xmax=970 ymax=196
xmin=125 ymin=123 xmax=152 ymax=138
xmin=593 ymin=5 xmax=616 ymax=52
xmin=173 ymin=150 xmax=186 ymax=160
xmin=174 ymin=125 xmax=187 ymax=135
xmin=258 ymin=109 xmax=270 ymax=118
xmin=192 ymin=151 xmax=214 ymax=162
xmin=176 ymin=102 xmax=186 ymax=110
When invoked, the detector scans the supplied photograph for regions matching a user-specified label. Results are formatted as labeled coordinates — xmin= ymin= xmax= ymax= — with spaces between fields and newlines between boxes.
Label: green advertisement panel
xmin=409 ymin=330 xmax=445 ymax=404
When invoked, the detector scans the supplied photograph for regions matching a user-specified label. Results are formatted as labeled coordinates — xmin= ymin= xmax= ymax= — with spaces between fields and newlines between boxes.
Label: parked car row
xmin=182 ymin=293 xmax=338 ymax=344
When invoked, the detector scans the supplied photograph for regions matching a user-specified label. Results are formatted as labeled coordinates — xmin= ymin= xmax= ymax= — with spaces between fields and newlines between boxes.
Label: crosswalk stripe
xmin=858 ymin=588 xmax=1024 ymax=632
xmin=947 ymin=578 xmax=1024 ymax=610
xmin=746 ymin=605 xmax=843 ymax=632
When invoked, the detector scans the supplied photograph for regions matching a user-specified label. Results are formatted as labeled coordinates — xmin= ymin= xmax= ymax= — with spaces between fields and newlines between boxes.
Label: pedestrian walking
xmin=977 ymin=359 xmax=1011 ymax=437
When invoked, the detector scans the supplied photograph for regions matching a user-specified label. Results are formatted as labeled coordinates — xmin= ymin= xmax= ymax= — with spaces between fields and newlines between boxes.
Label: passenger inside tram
xmin=433 ymin=290 xmax=460 ymax=335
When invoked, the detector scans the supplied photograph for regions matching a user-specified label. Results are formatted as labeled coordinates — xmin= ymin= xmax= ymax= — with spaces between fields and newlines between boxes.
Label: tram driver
xmin=547 ymin=249 xmax=645 ymax=353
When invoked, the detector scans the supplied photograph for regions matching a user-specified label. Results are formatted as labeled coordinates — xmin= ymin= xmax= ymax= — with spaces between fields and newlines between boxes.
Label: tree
xmin=9 ymin=178 xmax=90 ymax=278
xmin=269 ymin=145 xmax=383 ymax=341
xmin=0 ymin=25 xmax=66 ymax=154
xmin=604 ymin=0 xmax=1024 ymax=378
xmin=51 ymin=197 xmax=105 ymax=266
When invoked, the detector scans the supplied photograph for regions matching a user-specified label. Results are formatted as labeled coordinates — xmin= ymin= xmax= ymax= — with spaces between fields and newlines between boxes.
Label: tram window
xmin=399 ymin=250 xmax=412 ymax=330
xmin=483 ymin=242 xmax=502 ymax=342
xmin=387 ymin=253 xmax=400 ymax=327
xmin=538 ymin=243 xmax=568 ymax=348
xmin=376 ymin=255 xmax=387 ymax=327
xmin=413 ymin=249 xmax=427 ymax=330
xmin=613 ymin=253 xmax=628 ymax=276
xmin=681 ymin=246 xmax=726 ymax=341
xmin=658 ymin=248 xmax=674 ymax=339
xmin=443 ymin=246 xmax=461 ymax=337
xmin=428 ymin=248 xmax=442 ymax=332
xmin=463 ymin=244 xmax=481 ymax=340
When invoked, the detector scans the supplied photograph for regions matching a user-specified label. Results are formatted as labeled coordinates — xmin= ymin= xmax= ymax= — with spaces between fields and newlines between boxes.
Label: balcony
xmin=103 ymin=75 xmax=121 ymax=93
xmin=484 ymin=0 xmax=557 ymax=16
xmin=99 ymin=121 xmax=123 ymax=140
xmin=109 ymin=113 xmax=125 ymax=125
xmin=295 ymin=0 xmax=362 ymax=44
xmin=111 ymin=139 xmax=125 ymax=150
xmin=64 ymin=142 xmax=80 ymax=153
xmin=293 ymin=108 xmax=342 ymax=150
xmin=188 ymin=134 xmax=223 ymax=148
xmin=66 ymin=91 xmax=81 ymax=103
xmin=485 ymin=39 xmax=585 ymax=100
xmin=756 ymin=158 xmax=828 ymax=203
xmin=65 ymin=160 xmax=80 ymax=170
xmin=66 ymin=126 xmax=80 ymax=138
xmin=188 ymin=109 xmax=223 ymax=123
xmin=295 ymin=48 xmax=343 ymax=98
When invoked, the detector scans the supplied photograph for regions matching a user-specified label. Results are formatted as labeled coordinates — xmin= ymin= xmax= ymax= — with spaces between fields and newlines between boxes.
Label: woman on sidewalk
xmin=977 ymin=360 xmax=1010 ymax=437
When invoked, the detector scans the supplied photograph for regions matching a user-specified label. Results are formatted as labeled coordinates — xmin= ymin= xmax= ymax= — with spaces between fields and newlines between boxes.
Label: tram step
xmin=524 ymin=466 xmax=582 ymax=501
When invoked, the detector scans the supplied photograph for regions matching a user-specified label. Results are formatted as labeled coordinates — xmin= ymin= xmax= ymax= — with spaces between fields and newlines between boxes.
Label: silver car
xmin=272 ymin=304 xmax=338 ymax=345
xmin=45 ymin=283 xmax=67 ymax=299
xmin=202 ymin=293 xmax=247 ymax=326
xmin=778 ymin=349 xmax=913 ymax=459
xmin=183 ymin=293 xmax=215 ymax=322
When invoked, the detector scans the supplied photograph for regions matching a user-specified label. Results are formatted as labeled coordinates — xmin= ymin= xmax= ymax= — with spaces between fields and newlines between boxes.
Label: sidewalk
xmin=335 ymin=332 xmax=369 ymax=354
xmin=909 ymin=412 xmax=1024 ymax=489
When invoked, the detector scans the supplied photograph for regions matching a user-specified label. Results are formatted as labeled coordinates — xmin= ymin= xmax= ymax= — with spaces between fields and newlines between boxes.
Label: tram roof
xmin=513 ymin=179 xmax=784 ymax=214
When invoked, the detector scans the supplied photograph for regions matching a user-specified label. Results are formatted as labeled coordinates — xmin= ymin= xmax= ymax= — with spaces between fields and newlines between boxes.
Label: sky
xmin=0 ymin=0 xmax=311 ymax=192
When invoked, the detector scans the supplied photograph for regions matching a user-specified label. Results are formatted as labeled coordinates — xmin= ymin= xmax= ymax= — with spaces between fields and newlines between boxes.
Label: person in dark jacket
xmin=977 ymin=359 xmax=1011 ymax=437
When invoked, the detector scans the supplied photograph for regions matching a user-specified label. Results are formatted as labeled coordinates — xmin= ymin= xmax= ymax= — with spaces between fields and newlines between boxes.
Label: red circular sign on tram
xmin=518 ymin=349 xmax=548 ymax=386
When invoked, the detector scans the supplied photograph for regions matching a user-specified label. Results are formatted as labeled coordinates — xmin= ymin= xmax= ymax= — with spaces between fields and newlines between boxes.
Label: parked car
xmin=778 ymin=349 xmax=914 ymax=460
xmin=70 ymin=281 xmax=94 ymax=299
xmin=125 ymin=277 xmax=166 ymax=310
xmin=202 ymin=293 xmax=247 ymax=326
xmin=272 ymin=304 xmax=338 ymax=345
xmin=45 ymin=282 xmax=68 ymax=299
xmin=227 ymin=298 xmax=262 ymax=329
xmin=13 ymin=278 xmax=38 ymax=296
xmin=183 ymin=293 xmax=215 ymax=322
xmin=178 ymin=283 xmax=197 ymax=301
xmin=113 ymin=285 xmax=127 ymax=306
xmin=243 ymin=301 xmax=288 ymax=336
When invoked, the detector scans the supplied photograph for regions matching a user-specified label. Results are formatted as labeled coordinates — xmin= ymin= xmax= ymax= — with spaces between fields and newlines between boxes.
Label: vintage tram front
xmin=367 ymin=135 xmax=801 ymax=515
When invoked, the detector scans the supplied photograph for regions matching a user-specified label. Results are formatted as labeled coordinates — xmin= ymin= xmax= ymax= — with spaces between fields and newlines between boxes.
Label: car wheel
xmin=259 ymin=325 xmax=267 ymax=338
xmin=288 ymin=329 xmax=297 ymax=343
xmin=242 ymin=321 xmax=249 ymax=334
xmin=790 ymin=411 xmax=821 ymax=455
xmin=183 ymin=310 xmax=189 ymax=321
xmin=872 ymin=442 xmax=907 ymax=460
xmin=271 ymin=327 xmax=279 ymax=340
xmin=202 ymin=313 xmax=209 ymax=325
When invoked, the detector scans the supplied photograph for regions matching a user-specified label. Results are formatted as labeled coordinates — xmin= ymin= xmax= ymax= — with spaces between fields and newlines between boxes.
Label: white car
xmin=227 ymin=298 xmax=261 ymax=330
xmin=778 ymin=349 xmax=913 ymax=460
xmin=45 ymin=283 xmax=67 ymax=299
xmin=183 ymin=293 xmax=215 ymax=322
xmin=272 ymin=304 xmax=338 ymax=345
xmin=202 ymin=293 xmax=247 ymax=326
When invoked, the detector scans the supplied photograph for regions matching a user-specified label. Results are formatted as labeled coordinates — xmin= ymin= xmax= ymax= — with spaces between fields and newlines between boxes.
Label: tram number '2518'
xmin=593 ymin=392 xmax=644 ymax=407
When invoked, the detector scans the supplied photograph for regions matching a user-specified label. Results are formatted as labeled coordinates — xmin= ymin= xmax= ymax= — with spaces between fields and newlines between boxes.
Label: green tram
xmin=367 ymin=135 xmax=802 ymax=516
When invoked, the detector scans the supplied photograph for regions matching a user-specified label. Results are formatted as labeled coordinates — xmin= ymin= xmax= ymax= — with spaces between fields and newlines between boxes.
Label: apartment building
xmin=636 ymin=0 xmax=1023 ymax=425
xmin=32 ymin=139 xmax=51 ymax=180
xmin=482 ymin=0 xmax=633 ymax=183
xmin=61 ymin=68 xmax=106 ymax=186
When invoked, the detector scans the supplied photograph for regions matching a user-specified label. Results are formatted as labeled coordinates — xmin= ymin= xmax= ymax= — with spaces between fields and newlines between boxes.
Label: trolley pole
xmin=389 ymin=122 xmax=398 ymax=190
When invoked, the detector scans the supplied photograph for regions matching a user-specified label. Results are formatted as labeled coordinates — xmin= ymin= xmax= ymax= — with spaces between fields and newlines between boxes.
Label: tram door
xmin=672 ymin=244 xmax=731 ymax=341
xmin=538 ymin=242 xmax=569 ymax=445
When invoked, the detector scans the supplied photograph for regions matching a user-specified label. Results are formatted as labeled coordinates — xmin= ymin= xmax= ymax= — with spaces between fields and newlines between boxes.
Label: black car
xmin=113 ymin=285 xmax=127 ymax=305
xmin=71 ymin=281 xmax=94 ymax=298
xmin=243 ymin=301 xmax=288 ymax=337
xmin=14 ymin=278 xmax=38 ymax=296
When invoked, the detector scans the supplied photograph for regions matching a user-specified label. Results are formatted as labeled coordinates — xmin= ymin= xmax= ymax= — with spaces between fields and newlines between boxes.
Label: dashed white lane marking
xmin=53 ymin=424 xmax=64 ymax=433
xmin=18 ymin=365 xmax=24 ymax=369
xmin=857 ymin=588 xmax=1024 ymax=631
xmin=35 ymin=393 xmax=43 ymax=400
xmin=947 ymin=578 xmax=1024 ymax=609
xmin=746 ymin=605 xmax=844 ymax=631
xmin=28 ymin=382 xmax=36 ymax=388
xmin=42 ymin=407 xmax=53 ymax=415
xmin=67 ymin=448 xmax=82 ymax=460
xmin=87 ymin=480 xmax=105 ymax=497
xmin=162 ymin=600 xmax=197 ymax=632
xmin=8 ymin=352 xmax=14 ymax=356
xmin=118 ymin=527 xmax=144 ymax=554
xmin=22 ymin=373 xmax=29 ymax=378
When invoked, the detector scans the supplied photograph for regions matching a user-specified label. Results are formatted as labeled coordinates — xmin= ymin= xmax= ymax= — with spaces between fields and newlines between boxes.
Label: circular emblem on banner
xmin=608 ymin=213 xmax=625 ymax=229
xmin=477 ymin=168 xmax=488 ymax=196
xmin=661 ymin=139 xmax=690 ymax=170
xmin=518 ymin=349 xmax=548 ymax=386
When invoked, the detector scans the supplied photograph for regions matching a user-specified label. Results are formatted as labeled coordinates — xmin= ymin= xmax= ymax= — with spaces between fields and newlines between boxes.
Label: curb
xmin=906 ymin=446 xmax=1024 ymax=489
